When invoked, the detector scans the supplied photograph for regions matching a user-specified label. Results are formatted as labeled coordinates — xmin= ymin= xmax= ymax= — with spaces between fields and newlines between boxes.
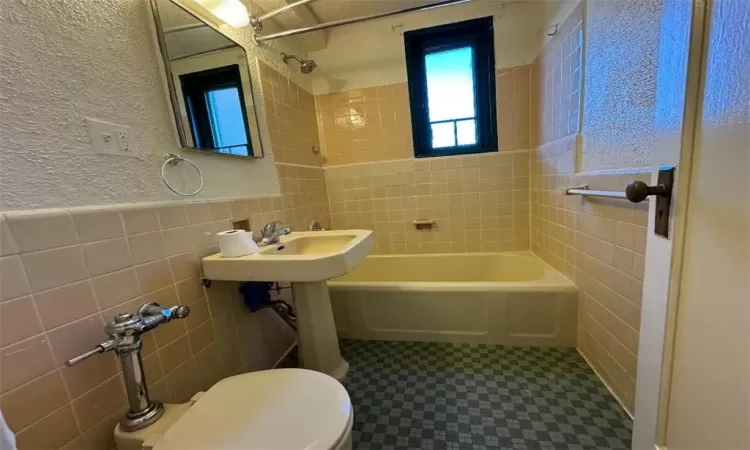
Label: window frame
xmin=179 ymin=64 xmax=252 ymax=156
xmin=404 ymin=16 xmax=497 ymax=158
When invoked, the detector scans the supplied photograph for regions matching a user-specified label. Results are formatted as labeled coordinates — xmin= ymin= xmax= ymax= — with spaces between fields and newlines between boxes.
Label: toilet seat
xmin=152 ymin=369 xmax=353 ymax=450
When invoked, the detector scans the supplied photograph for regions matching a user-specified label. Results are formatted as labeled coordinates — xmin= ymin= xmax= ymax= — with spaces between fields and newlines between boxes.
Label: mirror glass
xmin=152 ymin=0 xmax=263 ymax=157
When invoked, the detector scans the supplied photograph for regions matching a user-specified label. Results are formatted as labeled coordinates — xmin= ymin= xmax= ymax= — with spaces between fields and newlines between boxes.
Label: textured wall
xmin=307 ymin=0 xmax=546 ymax=95
xmin=0 ymin=0 xmax=312 ymax=211
xmin=581 ymin=0 xmax=662 ymax=171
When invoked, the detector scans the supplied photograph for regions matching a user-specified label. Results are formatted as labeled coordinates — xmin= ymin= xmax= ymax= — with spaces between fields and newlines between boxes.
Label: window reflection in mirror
xmin=151 ymin=0 xmax=263 ymax=158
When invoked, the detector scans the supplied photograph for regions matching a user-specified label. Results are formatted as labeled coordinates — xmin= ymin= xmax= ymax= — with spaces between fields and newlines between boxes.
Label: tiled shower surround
xmin=314 ymin=67 xmax=532 ymax=166
xmin=530 ymin=2 xmax=584 ymax=148
xmin=314 ymin=66 xmax=534 ymax=253
xmin=315 ymin=83 xmax=414 ymax=166
xmin=258 ymin=60 xmax=323 ymax=168
xmin=326 ymin=153 xmax=531 ymax=254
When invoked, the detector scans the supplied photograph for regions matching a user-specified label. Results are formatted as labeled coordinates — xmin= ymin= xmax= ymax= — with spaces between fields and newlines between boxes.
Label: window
xmin=179 ymin=64 xmax=252 ymax=156
xmin=404 ymin=17 xmax=497 ymax=158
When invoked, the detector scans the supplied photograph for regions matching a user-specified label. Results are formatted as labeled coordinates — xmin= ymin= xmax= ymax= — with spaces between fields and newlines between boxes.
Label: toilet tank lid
xmin=153 ymin=369 xmax=352 ymax=450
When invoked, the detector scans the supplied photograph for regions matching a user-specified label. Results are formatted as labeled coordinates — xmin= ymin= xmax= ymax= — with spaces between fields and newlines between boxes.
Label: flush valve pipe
xmin=65 ymin=302 xmax=190 ymax=431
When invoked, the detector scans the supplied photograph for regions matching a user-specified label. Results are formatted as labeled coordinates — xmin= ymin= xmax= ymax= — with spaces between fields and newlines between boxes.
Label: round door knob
xmin=625 ymin=181 xmax=668 ymax=203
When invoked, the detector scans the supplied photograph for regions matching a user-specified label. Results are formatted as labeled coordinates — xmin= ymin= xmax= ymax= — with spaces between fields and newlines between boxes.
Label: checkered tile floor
xmin=340 ymin=340 xmax=632 ymax=450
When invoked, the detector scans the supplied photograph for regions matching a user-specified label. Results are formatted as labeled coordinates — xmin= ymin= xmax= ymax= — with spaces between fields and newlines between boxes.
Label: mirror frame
xmin=148 ymin=0 xmax=264 ymax=159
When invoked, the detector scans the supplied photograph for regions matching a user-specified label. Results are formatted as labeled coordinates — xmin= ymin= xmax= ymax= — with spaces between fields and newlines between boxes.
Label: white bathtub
xmin=328 ymin=252 xmax=577 ymax=347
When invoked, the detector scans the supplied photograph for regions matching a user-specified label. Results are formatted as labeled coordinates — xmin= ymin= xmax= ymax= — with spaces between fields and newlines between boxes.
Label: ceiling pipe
xmin=253 ymin=0 xmax=472 ymax=42
xmin=249 ymin=0 xmax=319 ymax=31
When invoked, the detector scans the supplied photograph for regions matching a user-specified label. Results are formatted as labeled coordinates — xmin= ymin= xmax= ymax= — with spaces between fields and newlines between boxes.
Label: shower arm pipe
xmin=282 ymin=52 xmax=304 ymax=64
xmin=254 ymin=0 xmax=472 ymax=42
xmin=250 ymin=0 xmax=318 ymax=31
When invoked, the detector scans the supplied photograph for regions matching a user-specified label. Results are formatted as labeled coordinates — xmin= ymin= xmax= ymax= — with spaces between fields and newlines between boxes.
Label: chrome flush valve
xmin=66 ymin=302 xmax=190 ymax=431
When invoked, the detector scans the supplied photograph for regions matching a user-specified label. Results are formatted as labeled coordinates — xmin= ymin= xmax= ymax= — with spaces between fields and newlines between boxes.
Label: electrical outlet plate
xmin=85 ymin=118 xmax=138 ymax=158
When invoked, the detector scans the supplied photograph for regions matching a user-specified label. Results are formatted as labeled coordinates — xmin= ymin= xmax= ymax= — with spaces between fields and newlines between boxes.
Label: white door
xmin=662 ymin=0 xmax=750 ymax=447
xmin=632 ymin=0 xmax=750 ymax=449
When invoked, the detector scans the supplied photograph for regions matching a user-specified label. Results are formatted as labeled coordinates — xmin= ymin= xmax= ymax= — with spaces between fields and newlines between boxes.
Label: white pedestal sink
xmin=202 ymin=230 xmax=374 ymax=381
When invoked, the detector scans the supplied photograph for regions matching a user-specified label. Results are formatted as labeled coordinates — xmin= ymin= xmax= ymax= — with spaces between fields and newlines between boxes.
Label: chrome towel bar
xmin=565 ymin=181 xmax=670 ymax=204
xmin=565 ymin=167 xmax=675 ymax=237
xmin=565 ymin=186 xmax=628 ymax=199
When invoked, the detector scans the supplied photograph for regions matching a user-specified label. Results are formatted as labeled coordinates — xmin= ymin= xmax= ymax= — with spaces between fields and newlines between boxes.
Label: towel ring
xmin=161 ymin=153 xmax=204 ymax=196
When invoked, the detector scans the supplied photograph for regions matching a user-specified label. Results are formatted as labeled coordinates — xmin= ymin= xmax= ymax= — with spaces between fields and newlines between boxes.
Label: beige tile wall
xmin=315 ymin=84 xmax=414 ymax=166
xmin=529 ymin=134 xmax=648 ymax=413
xmin=258 ymin=60 xmax=323 ymax=167
xmin=327 ymin=151 xmax=530 ymax=254
xmin=530 ymin=2 xmax=583 ymax=147
xmin=314 ymin=61 xmax=534 ymax=254
xmin=274 ymin=163 xmax=331 ymax=230
xmin=0 ymin=196 xmax=309 ymax=450
xmin=528 ymin=1 xmax=648 ymax=413
xmin=256 ymin=59 xmax=331 ymax=230
xmin=496 ymin=65 xmax=532 ymax=151
xmin=315 ymin=68 xmax=532 ymax=166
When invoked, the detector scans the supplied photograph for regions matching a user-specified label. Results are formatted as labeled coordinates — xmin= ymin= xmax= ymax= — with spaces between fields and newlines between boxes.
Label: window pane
xmin=431 ymin=122 xmax=456 ymax=148
xmin=425 ymin=46 xmax=476 ymax=122
xmin=456 ymin=119 xmax=477 ymax=146
xmin=206 ymin=87 xmax=249 ymax=156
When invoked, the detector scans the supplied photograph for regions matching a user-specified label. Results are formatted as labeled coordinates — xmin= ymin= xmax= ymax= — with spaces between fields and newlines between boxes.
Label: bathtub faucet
xmin=259 ymin=221 xmax=291 ymax=246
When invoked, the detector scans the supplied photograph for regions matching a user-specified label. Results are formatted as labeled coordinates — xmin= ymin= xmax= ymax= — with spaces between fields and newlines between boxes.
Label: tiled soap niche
xmin=0 ymin=196 xmax=300 ymax=450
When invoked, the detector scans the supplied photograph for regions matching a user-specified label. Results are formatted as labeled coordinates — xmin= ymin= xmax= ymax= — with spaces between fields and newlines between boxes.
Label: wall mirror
xmin=150 ymin=0 xmax=263 ymax=158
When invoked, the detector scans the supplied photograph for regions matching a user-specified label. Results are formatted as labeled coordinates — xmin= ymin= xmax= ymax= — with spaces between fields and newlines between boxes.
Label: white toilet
xmin=115 ymin=369 xmax=353 ymax=450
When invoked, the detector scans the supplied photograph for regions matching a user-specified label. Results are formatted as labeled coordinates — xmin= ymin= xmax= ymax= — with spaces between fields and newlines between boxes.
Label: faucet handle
xmin=65 ymin=339 xmax=116 ymax=367
xmin=171 ymin=305 xmax=191 ymax=319
xmin=262 ymin=220 xmax=289 ymax=236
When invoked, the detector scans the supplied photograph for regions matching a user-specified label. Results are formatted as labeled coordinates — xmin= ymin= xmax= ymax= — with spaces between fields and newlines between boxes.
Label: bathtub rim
xmin=327 ymin=251 xmax=576 ymax=293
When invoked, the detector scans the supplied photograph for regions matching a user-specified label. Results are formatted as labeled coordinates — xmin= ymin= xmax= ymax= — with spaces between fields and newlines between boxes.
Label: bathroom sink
xmin=201 ymin=229 xmax=374 ymax=382
xmin=202 ymin=230 xmax=373 ymax=282
xmin=258 ymin=234 xmax=360 ymax=256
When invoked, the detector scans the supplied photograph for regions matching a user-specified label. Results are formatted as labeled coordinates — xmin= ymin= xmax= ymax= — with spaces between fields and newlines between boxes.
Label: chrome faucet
xmin=309 ymin=219 xmax=325 ymax=231
xmin=259 ymin=220 xmax=291 ymax=246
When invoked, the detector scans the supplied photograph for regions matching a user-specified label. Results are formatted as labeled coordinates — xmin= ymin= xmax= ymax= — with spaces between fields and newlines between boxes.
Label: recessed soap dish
xmin=413 ymin=219 xmax=435 ymax=231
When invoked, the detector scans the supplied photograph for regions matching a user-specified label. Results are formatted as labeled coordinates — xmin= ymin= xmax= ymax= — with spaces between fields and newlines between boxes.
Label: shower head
xmin=300 ymin=59 xmax=317 ymax=74
xmin=281 ymin=52 xmax=317 ymax=74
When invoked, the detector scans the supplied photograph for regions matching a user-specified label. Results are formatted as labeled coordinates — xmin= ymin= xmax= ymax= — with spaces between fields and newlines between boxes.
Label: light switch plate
xmin=85 ymin=118 xmax=138 ymax=158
